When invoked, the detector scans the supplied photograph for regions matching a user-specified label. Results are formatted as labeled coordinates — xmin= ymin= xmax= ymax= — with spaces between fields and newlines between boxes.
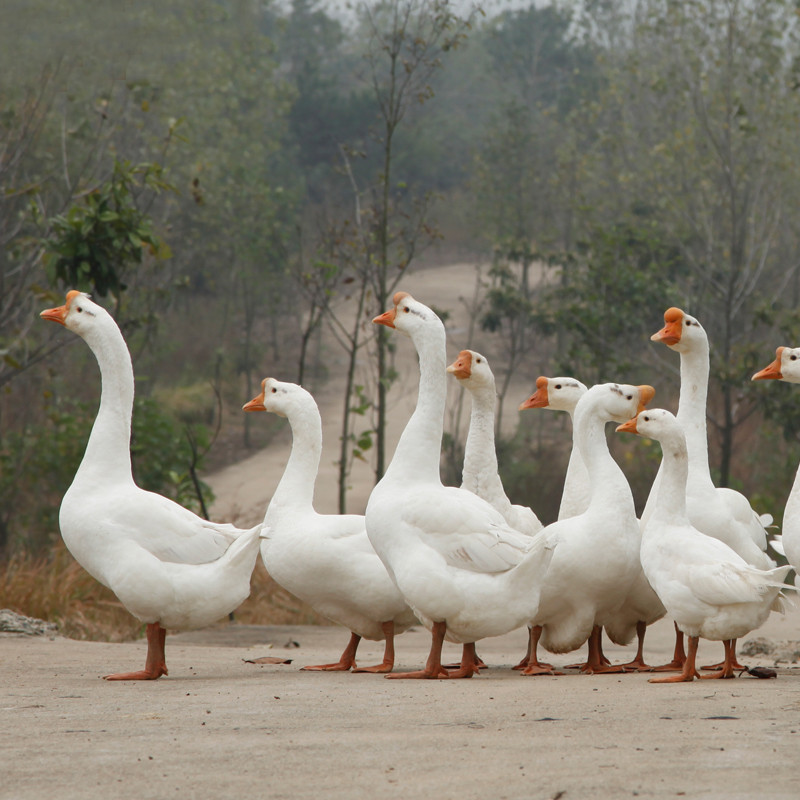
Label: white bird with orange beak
xmin=366 ymin=292 xmax=554 ymax=679
xmin=447 ymin=349 xmax=542 ymax=535
xmin=40 ymin=291 xmax=261 ymax=681
xmin=647 ymin=307 xmax=778 ymax=671
xmin=618 ymin=408 xmax=792 ymax=682
xmin=243 ymin=378 xmax=416 ymax=673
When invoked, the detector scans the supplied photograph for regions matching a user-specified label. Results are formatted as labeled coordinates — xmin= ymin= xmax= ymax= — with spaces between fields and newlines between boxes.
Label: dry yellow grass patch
xmin=1 ymin=544 xmax=327 ymax=641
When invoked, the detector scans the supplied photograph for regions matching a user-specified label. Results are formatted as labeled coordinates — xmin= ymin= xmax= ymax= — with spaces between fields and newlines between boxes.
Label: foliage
xmin=0 ymin=392 xmax=214 ymax=553
xmin=538 ymin=220 xmax=685 ymax=384
xmin=44 ymin=159 xmax=173 ymax=301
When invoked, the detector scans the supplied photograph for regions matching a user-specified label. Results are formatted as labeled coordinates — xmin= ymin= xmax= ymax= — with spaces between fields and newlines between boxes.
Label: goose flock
xmin=39 ymin=290 xmax=798 ymax=683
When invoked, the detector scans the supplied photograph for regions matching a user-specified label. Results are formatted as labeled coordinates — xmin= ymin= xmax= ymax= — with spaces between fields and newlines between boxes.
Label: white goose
xmin=648 ymin=307 xmax=777 ymax=669
xmin=752 ymin=345 xmax=800 ymax=574
xmin=517 ymin=382 xmax=653 ymax=675
xmin=41 ymin=291 xmax=261 ymax=680
xmin=447 ymin=349 xmax=542 ymax=535
xmin=521 ymin=376 xmax=665 ymax=672
xmin=618 ymin=408 xmax=792 ymax=682
xmin=366 ymin=292 xmax=554 ymax=679
xmin=243 ymin=378 xmax=417 ymax=672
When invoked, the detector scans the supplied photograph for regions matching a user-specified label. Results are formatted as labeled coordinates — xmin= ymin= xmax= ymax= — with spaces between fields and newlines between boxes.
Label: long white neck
xmin=558 ymin=409 xmax=591 ymax=520
xmin=77 ymin=320 xmax=135 ymax=485
xmin=384 ymin=325 xmax=446 ymax=485
xmin=461 ymin=382 xmax=502 ymax=495
xmin=648 ymin=430 xmax=690 ymax=526
xmin=573 ymin=403 xmax=634 ymax=514
xmin=268 ymin=401 xmax=321 ymax=513
xmin=675 ymin=341 xmax=713 ymax=484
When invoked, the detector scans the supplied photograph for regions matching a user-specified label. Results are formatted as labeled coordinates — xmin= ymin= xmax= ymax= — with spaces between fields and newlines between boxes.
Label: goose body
xmin=618 ymin=409 xmax=791 ymax=681
xmin=41 ymin=291 xmax=261 ymax=680
xmin=243 ymin=378 xmax=416 ymax=672
xmin=366 ymin=292 xmax=554 ymax=678
xmin=524 ymin=382 xmax=652 ymax=669
xmin=447 ymin=349 xmax=542 ymax=535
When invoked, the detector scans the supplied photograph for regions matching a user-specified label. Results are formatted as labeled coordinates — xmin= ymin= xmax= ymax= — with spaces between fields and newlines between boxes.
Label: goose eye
xmin=555 ymin=384 xmax=562 ymax=390
xmin=626 ymin=394 xmax=632 ymax=400
xmin=791 ymin=355 xmax=797 ymax=361
xmin=476 ymin=358 xmax=481 ymax=363
xmin=403 ymin=306 xmax=410 ymax=313
xmin=271 ymin=388 xmax=277 ymax=393
xmin=644 ymin=416 xmax=649 ymax=421
xmin=76 ymin=306 xmax=83 ymax=313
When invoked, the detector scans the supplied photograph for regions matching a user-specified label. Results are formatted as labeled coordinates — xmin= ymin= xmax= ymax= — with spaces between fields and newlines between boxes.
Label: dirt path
xmin=3 ymin=610 xmax=800 ymax=800
xmin=204 ymin=261 xmax=540 ymax=525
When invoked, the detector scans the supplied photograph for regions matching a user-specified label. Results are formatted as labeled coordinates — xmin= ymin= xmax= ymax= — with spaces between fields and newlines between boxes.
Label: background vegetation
xmin=3 ymin=0 xmax=800 ymax=637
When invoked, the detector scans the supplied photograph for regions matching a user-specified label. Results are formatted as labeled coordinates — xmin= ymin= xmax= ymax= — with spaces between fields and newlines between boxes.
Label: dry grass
xmin=0 ymin=543 xmax=328 ymax=641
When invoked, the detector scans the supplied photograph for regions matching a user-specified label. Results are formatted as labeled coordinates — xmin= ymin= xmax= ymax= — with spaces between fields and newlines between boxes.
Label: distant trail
xmin=204 ymin=261 xmax=537 ymax=524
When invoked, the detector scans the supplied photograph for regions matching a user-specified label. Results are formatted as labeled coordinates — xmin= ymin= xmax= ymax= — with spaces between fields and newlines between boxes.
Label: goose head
xmin=373 ymin=291 xmax=444 ymax=341
xmin=752 ymin=346 xmax=800 ymax=384
xmin=580 ymin=382 xmax=656 ymax=424
xmin=519 ymin=376 xmax=588 ymax=413
xmin=616 ymin=407 xmax=683 ymax=447
xmin=651 ymin=307 xmax=706 ymax=354
xmin=446 ymin=349 xmax=495 ymax=391
xmin=243 ymin=377 xmax=313 ymax=419
xmin=40 ymin=290 xmax=112 ymax=342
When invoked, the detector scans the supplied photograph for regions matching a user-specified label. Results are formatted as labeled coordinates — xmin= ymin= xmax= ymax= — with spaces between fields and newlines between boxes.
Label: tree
xmin=357 ymin=0 xmax=476 ymax=481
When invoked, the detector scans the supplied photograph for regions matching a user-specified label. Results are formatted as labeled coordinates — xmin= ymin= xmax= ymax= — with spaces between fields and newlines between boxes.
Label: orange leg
xmin=565 ymin=627 xmax=611 ymax=669
xmin=700 ymin=639 xmax=738 ymax=680
xmin=651 ymin=622 xmax=687 ymax=672
xmin=353 ymin=621 xmax=396 ymax=674
xmin=385 ymin=621 xmax=450 ymax=679
xmin=302 ymin=631 xmax=360 ymax=671
xmin=579 ymin=626 xmax=627 ymax=674
xmin=104 ymin=623 xmax=168 ymax=681
xmin=701 ymin=638 xmax=744 ymax=671
xmin=650 ymin=635 xmax=701 ymax=683
xmin=616 ymin=621 xmax=654 ymax=672
xmin=521 ymin=625 xmax=563 ymax=676
xmin=446 ymin=643 xmax=481 ymax=679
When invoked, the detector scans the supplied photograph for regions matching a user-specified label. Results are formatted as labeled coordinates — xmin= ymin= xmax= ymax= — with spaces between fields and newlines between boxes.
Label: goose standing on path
xmin=521 ymin=376 xmax=665 ymax=672
xmin=366 ymin=292 xmax=554 ymax=679
xmin=243 ymin=378 xmax=417 ymax=672
xmin=752 ymin=345 xmax=800 ymax=575
xmin=618 ymin=409 xmax=792 ymax=682
xmin=647 ymin=307 xmax=777 ymax=670
xmin=518 ymin=382 xmax=653 ymax=676
xmin=41 ymin=291 xmax=261 ymax=680
xmin=447 ymin=349 xmax=542 ymax=535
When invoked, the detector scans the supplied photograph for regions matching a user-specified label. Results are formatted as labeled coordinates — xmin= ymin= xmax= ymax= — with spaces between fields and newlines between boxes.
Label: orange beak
xmin=651 ymin=307 xmax=684 ymax=346
xmin=447 ymin=350 xmax=472 ymax=380
xmin=616 ymin=415 xmax=639 ymax=435
xmin=40 ymin=290 xmax=83 ymax=326
xmin=519 ymin=376 xmax=549 ymax=410
xmin=243 ymin=380 xmax=267 ymax=412
xmin=752 ymin=347 xmax=784 ymax=381
xmin=373 ymin=307 xmax=396 ymax=328
xmin=636 ymin=385 xmax=655 ymax=413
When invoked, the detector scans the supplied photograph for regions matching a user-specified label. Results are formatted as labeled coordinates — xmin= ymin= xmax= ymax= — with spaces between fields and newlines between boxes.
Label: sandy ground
xmin=3 ymin=610 xmax=800 ymax=800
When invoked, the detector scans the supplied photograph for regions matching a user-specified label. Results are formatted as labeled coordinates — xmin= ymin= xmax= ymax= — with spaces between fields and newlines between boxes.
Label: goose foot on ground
xmin=353 ymin=621 xmax=396 ymax=673
xmin=302 ymin=632 xmax=360 ymax=671
xmin=385 ymin=621 xmax=450 ymax=680
xmin=650 ymin=635 xmax=701 ymax=683
xmin=104 ymin=623 xmax=168 ymax=681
